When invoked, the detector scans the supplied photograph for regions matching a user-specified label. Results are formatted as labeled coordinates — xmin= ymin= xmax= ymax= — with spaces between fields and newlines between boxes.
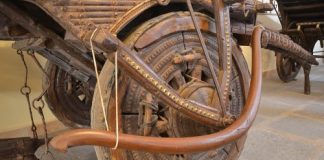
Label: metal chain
xmin=26 ymin=49 xmax=51 ymax=155
xmin=17 ymin=50 xmax=49 ymax=154
xmin=17 ymin=49 xmax=38 ymax=140
xmin=27 ymin=50 xmax=50 ymax=101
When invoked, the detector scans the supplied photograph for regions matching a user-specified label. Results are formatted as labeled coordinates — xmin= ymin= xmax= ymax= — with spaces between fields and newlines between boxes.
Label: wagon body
xmin=277 ymin=0 xmax=324 ymax=49
xmin=273 ymin=0 xmax=324 ymax=93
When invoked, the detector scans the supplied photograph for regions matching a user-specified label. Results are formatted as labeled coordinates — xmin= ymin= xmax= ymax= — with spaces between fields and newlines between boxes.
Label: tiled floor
xmin=239 ymin=65 xmax=324 ymax=160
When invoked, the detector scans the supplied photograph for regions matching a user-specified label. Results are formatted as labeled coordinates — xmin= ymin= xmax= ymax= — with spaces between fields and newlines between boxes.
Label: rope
xmin=89 ymin=28 xmax=109 ymax=131
xmin=112 ymin=0 xmax=120 ymax=149
xmin=112 ymin=51 xmax=119 ymax=150
xmin=90 ymin=28 xmax=119 ymax=150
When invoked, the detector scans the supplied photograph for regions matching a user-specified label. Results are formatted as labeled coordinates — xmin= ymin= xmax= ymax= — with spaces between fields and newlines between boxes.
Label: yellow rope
xmin=90 ymin=27 xmax=119 ymax=150
xmin=112 ymin=50 xmax=119 ymax=150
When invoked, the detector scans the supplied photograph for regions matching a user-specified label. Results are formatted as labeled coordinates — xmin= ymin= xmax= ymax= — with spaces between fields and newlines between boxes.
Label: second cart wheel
xmin=44 ymin=62 xmax=95 ymax=128
xmin=276 ymin=52 xmax=301 ymax=82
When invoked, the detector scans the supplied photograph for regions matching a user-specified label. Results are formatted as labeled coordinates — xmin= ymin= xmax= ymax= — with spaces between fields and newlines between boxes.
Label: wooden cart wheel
xmin=91 ymin=12 xmax=250 ymax=160
xmin=44 ymin=62 xmax=96 ymax=128
xmin=276 ymin=52 xmax=302 ymax=82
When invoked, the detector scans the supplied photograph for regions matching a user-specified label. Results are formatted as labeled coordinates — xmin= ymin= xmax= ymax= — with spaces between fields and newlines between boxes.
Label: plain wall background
xmin=0 ymin=41 xmax=57 ymax=132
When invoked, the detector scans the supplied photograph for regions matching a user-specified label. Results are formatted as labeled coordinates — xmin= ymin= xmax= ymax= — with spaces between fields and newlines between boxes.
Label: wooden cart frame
xmin=274 ymin=0 xmax=324 ymax=94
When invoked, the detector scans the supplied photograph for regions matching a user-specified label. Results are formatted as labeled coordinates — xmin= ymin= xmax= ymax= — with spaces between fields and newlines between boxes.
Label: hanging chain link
xmin=17 ymin=49 xmax=38 ymax=140
xmin=17 ymin=49 xmax=52 ymax=156
xmin=26 ymin=49 xmax=51 ymax=155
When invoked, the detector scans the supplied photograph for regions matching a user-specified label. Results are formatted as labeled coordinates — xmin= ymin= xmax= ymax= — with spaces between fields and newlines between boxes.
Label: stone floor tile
xmin=269 ymin=115 xmax=324 ymax=140
xmin=295 ymin=103 xmax=324 ymax=120
xmin=258 ymin=98 xmax=293 ymax=117
xmin=240 ymin=129 xmax=315 ymax=160
xmin=264 ymin=89 xmax=319 ymax=106
xmin=35 ymin=145 xmax=96 ymax=160
xmin=252 ymin=114 xmax=269 ymax=126
xmin=319 ymin=152 xmax=324 ymax=160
